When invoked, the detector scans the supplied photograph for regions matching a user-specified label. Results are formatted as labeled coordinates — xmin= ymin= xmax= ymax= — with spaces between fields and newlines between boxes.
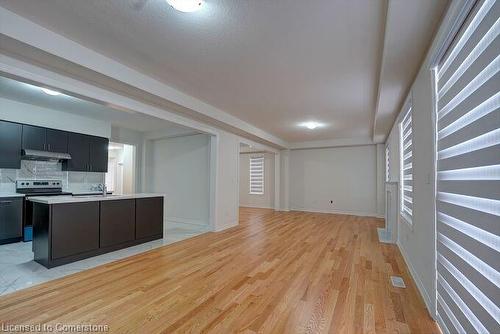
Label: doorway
xmin=105 ymin=142 xmax=136 ymax=195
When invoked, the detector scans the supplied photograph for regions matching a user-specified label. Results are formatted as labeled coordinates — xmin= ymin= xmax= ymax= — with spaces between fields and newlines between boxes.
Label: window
xmin=385 ymin=145 xmax=390 ymax=182
xmin=399 ymin=102 xmax=413 ymax=224
xmin=249 ymin=156 xmax=264 ymax=195
xmin=434 ymin=0 xmax=499 ymax=333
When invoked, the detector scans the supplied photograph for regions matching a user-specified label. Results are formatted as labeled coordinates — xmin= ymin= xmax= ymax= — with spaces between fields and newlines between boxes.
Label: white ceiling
xmin=0 ymin=75 xmax=197 ymax=135
xmin=0 ymin=0 xmax=449 ymax=143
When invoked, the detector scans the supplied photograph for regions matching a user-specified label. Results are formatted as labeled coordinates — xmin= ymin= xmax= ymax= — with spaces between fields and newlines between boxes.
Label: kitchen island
xmin=29 ymin=194 xmax=164 ymax=268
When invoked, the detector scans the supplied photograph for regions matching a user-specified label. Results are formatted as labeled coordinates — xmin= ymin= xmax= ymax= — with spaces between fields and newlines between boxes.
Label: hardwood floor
xmin=0 ymin=208 xmax=439 ymax=333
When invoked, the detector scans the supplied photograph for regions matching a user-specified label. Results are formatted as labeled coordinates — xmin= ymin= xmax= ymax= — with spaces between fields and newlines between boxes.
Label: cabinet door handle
xmin=0 ymin=201 xmax=13 ymax=205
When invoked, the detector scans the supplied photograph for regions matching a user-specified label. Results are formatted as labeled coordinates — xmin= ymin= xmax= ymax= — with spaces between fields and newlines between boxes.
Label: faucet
xmin=98 ymin=183 xmax=107 ymax=196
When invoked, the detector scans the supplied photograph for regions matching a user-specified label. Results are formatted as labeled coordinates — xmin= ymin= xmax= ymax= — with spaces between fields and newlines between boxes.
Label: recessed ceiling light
xmin=299 ymin=121 xmax=324 ymax=130
xmin=41 ymin=88 xmax=61 ymax=96
xmin=166 ymin=0 xmax=203 ymax=12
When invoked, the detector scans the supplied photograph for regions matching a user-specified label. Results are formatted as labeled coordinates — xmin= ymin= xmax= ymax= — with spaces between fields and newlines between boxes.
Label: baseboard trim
xmin=397 ymin=240 xmax=435 ymax=319
xmin=215 ymin=220 xmax=238 ymax=232
xmin=239 ymin=205 xmax=274 ymax=209
xmin=167 ymin=221 xmax=210 ymax=231
xmin=290 ymin=207 xmax=379 ymax=218
xmin=167 ymin=216 xmax=209 ymax=227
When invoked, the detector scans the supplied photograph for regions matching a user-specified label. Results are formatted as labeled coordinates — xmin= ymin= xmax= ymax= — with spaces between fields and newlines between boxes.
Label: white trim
xmin=214 ymin=220 xmax=238 ymax=232
xmin=166 ymin=217 xmax=210 ymax=228
xmin=289 ymin=207 xmax=380 ymax=218
xmin=397 ymin=239 xmax=436 ymax=319
xmin=239 ymin=205 xmax=275 ymax=210
xmin=289 ymin=137 xmax=374 ymax=150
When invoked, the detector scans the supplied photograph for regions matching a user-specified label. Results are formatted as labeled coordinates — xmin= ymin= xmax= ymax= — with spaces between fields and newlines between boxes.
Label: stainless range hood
xmin=21 ymin=149 xmax=72 ymax=162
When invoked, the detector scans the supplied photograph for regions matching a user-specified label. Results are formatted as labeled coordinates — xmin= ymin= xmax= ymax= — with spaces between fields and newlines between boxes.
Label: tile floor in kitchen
xmin=0 ymin=224 xmax=207 ymax=296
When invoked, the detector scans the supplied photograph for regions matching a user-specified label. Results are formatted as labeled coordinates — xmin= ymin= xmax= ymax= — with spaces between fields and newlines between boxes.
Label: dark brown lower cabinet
xmin=33 ymin=197 xmax=164 ymax=268
xmin=136 ymin=197 xmax=164 ymax=239
xmin=0 ymin=197 xmax=23 ymax=244
xmin=51 ymin=202 xmax=99 ymax=259
xmin=100 ymin=199 xmax=135 ymax=248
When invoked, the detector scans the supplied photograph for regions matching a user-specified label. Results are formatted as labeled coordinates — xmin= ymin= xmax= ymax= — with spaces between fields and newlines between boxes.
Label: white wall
xmin=289 ymin=145 xmax=379 ymax=216
xmin=280 ymin=149 xmax=290 ymax=211
xmin=384 ymin=0 xmax=470 ymax=316
xmin=0 ymin=97 xmax=111 ymax=137
xmin=386 ymin=63 xmax=437 ymax=314
xmin=214 ymin=131 xmax=240 ymax=231
xmin=376 ymin=144 xmax=385 ymax=217
xmin=146 ymin=134 xmax=211 ymax=228
xmin=239 ymin=152 xmax=275 ymax=209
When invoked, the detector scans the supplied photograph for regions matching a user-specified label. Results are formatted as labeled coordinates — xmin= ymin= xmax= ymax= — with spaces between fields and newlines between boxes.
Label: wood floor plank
xmin=0 ymin=208 xmax=439 ymax=333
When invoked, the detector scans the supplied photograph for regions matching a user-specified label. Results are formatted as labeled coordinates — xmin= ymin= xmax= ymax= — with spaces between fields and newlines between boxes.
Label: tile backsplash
xmin=0 ymin=160 xmax=105 ymax=194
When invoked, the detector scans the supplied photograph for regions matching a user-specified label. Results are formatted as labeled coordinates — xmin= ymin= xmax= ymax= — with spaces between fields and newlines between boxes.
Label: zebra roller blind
xmin=249 ymin=156 xmax=264 ymax=195
xmin=400 ymin=102 xmax=413 ymax=224
xmin=435 ymin=0 xmax=500 ymax=333
xmin=385 ymin=145 xmax=390 ymax=182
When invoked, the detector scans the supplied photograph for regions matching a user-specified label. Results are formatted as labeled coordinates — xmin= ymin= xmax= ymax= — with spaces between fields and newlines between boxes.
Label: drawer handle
xmin=0 ymin=201 xmax=13 ymax=204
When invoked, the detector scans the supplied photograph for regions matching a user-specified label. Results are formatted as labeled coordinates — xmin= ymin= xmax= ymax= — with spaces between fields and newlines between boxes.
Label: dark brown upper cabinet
xmin=89 ymin=136 xmax=109 ymax=172
xmin=46 ymin=129 xmax=69 ymax=153
xmin=64 ymin=132 xmax=91 ymax=172
xmin=0 ymin=120 xmax=22 ymax=169
xmin=63 ymin=133 xmax=108 ymax=172
xmin=22 ymin=125 xmax=68 ymax=153
xmin=1 ymin=119 xmax=107 ymax=172
xmin=22 ymin=124 xmax=46 ymax=151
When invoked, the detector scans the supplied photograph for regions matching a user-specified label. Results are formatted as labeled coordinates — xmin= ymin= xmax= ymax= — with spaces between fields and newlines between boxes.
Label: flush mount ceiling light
xmin=40 ymin=88 xmax=61 ymax=96
xmin=299 ymin=121 xmax=324 ymax=130
xmin=166 ymin=0 xmax=203 ymax=12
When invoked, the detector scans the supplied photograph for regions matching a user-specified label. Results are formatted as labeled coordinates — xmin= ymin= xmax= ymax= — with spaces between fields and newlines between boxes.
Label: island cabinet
xmin=32 ymin=196 xmax=163 ymax=268
xmin=51 ymin=202 xmax=100 ymax=260
xmin=100 ymin=199 xmax=136 ymax=248
xmin=136 ymin=197 xmax=164 ymax=240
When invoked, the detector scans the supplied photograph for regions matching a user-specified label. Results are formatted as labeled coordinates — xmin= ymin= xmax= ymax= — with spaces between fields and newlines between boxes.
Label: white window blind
xmin=435 ymin=0 xmax=500 ymax=333
xmin=249 ymin=156 xmax=264 ymax=195
xmin=399 ymin=102 xmax=413 ymax=224
xmin=385 ymin=145 xmax=390 ymax=182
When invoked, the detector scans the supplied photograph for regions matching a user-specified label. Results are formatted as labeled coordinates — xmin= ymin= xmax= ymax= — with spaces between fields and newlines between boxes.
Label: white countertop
xmin=28 ymin=193 xmax=164 ymax=204
xmin=0 ymin=193 xmax=25 ymax=198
